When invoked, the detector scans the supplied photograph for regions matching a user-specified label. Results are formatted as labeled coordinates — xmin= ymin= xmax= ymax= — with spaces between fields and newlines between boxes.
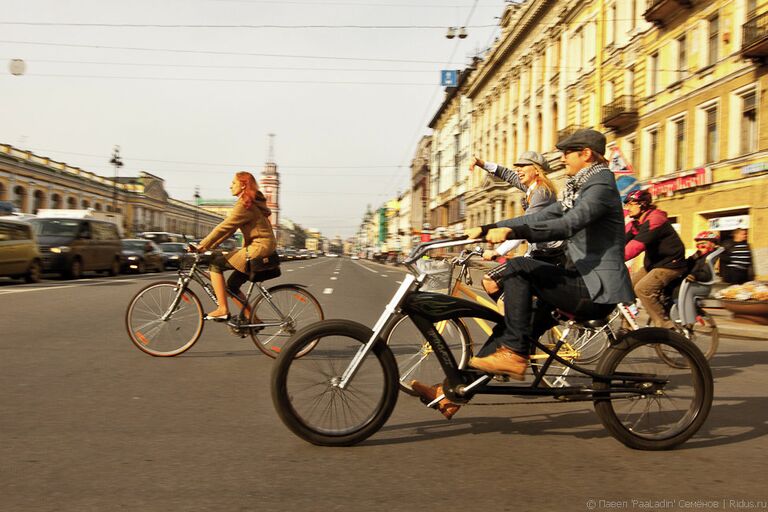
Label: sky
xmin=0 ymin=0 xmax=509 ymax=237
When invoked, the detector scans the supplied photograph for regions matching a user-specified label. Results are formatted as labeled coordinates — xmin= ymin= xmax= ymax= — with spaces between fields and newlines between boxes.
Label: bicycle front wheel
xmin=250 ymin=285 xmax=324 ymax=358
xmin=385 ymin=315 xmax=471 ymax=395
xmin=657 ymin=307 xmax=719 ymax=368
xmin=125 ymin=281 xmax=204 ymax=356
xmin=271 ymin=319 xmax=399 ymax=446
xmin=593 ymin=327 xmax=713 ymax=450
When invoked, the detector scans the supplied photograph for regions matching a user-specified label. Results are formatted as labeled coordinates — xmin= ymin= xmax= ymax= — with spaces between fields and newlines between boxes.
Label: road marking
xmin=351 ymin=260 xmax=378 ymax=274
xmin=330 ymin=277 xmax=337 ymax=280
xmin=396 ymin=281 xmax=402 ymax=284
xmin=0 ymin=277 xmax=149 ymax=295
xmin=333 ymin=271 xmax=339 ymax=274
xmin=322 ymin=288 xmax=333 ymax=294
xmin=287 ymin=269 xmax=294 ymax=272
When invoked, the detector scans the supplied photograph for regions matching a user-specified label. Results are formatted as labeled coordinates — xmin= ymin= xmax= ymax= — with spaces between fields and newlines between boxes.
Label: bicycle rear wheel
xmin=384 ymin=315 xmax=471 ymax=395
xmin=657 ymin=307 xmax=719 ymax=368
xmin=250 ymin=285 xmax=324 ymax=358
xmin=125 ymin=281 xmax=204 ymax=356
xmin=271 ymin=319 xmax=399 ymax=446
xmin=593 ymin=327 xmax=713 ymax=450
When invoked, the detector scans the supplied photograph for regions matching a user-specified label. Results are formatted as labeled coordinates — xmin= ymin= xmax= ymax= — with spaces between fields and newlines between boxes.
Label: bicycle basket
xmin=416 ymin=258 xmax=452 ymax=293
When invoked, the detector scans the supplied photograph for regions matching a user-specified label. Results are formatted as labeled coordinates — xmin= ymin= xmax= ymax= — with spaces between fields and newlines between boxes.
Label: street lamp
xmin=194 ymin=186 xmax=201 ymax=238
xmin=110 ymin=146 xmax=123 ymax=212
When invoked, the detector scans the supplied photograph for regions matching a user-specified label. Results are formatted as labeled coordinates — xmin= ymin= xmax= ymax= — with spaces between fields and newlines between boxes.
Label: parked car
xmin=277 ymin=248 xmax=287 ymax=261
xmin=298 ymin=249 xmax=311 ymax=260
xmin=28 ymin=218 xmax=122 ymax=279
xmin=284 ymin=248 xmax=298 ymax=260
xmin=121 ymin=239 xmax=165 ymax=273
xmin=218 ymin=238 xmax=239 ymax=256
xmin=0 ymin=218 xmax=42 ymax=283
xmin=159 ymin=242 xmax=188 ymax=269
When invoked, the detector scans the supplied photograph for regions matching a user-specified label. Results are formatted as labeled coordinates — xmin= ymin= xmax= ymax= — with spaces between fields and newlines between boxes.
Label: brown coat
xmin=198 ymin=192 xmax=276 ymax=273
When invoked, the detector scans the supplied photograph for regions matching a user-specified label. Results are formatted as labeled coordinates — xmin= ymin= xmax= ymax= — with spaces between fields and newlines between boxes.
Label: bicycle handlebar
xmin=403 ymin=237 xmax=484 ymax=265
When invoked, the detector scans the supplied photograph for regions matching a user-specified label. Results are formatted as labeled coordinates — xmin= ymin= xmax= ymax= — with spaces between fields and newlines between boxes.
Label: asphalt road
xmin=1 ymin=257 xmax=767 ymax=512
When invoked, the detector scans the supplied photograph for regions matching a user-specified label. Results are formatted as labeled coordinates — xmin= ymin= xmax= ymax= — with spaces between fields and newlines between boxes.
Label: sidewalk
xmin=464 ymin=261 xmax=768 ymax=341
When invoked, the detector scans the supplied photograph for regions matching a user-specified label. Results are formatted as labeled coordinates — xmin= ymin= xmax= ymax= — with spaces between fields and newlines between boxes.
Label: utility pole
xmin=110 ymin=146 xmax=123 ymax=212
xmin=194 ymin=186 xmax=201 ymax=238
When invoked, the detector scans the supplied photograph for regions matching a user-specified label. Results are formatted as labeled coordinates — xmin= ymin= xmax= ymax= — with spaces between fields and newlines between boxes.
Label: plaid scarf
xmin=561 ymin=163 xmax=609 ymax=210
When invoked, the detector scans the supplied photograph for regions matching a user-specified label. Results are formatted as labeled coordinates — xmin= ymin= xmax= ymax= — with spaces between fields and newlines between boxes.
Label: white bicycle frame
xmin=338 ymin=238 xmax=483 ymax=389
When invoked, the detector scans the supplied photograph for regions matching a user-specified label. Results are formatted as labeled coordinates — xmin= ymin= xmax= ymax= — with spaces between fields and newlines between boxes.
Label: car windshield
xmin=123 ymin=240 xmax=149 ymax=251
xmin=160 ymin=243 xmax=185 ymax=253
xmin=29 ymin=219 xmax=80 ymax=236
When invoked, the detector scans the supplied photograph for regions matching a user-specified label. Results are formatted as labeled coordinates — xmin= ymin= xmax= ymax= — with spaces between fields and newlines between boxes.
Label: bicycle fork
xmin=338 ymin=274 xmax=419 ymax=389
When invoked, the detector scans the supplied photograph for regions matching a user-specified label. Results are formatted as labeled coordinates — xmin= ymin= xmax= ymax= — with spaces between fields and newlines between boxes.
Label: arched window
xmin=0 ymin=182 xmax=6 ymax=201
xmin=51 ymin=193 xmax=62 ymax=209
xmin=81 ymin=199 xmax=90 ymax=209
xmin=94 ymin=203 xmax=102 ymax=211
xmin=33 ymin=190 xmax=46 ymax=213
xmin=67 ymin=196 xmax=77 ymax=209
xmin=12 ymin=185 xmax=26 ymax=211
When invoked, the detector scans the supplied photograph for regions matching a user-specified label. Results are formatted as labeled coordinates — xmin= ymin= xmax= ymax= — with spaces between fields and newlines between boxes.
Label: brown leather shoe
xmin=469 ymin=346 xmax=529 ymax=381
xmin=410 ymin=380 xmax=461 ymax=420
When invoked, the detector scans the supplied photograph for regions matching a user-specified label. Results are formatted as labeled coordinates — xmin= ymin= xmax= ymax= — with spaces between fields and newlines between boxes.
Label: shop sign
xmin=741 ymin=162 xmax=768 ymax=175
xmin=708 ymin=215 xmax=750 ymax=231
xmin=648 ymin=167 xmax=712 ymax=198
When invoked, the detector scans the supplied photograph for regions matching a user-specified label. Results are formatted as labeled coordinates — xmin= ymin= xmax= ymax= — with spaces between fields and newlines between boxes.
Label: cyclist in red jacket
xmin=624 ymin=190 xmax=686 ymax=328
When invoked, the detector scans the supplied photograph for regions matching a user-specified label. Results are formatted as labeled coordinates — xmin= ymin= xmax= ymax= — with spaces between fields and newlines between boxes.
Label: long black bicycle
xmin=126 ymin=250 xmax=323 ymax=357
xmin=271 ymin=238 xmax=714 ymax=450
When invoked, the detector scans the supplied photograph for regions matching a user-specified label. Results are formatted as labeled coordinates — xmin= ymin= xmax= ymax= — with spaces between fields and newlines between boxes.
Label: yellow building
xmin=0 ymin=144 xmax=222 ymax=237
xmin=602 ymin=0 xmax=768 ymax=276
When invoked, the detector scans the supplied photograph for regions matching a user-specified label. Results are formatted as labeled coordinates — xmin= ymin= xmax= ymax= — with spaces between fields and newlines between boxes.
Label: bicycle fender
xmin=402 ymin=292 xmax=503 ymax=324
xmin=267 ymin=283 xmax=308 ymax=290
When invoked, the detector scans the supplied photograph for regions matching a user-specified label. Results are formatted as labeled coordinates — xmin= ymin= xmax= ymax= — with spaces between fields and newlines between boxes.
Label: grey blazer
xmin=495 ymin=168 xmax=635 ymax=305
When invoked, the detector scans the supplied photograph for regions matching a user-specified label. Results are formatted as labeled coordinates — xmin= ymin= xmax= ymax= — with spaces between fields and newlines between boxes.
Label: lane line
xmin=330 ymin=277 xmax=337 ymax=280
xmin=322 ymin=288 xmax=333 ymax=294
xmin=351 ymin=260 xmax=379 ymax=274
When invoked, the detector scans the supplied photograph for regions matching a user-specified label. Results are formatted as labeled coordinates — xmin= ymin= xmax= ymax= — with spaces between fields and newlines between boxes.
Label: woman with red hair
xmin=194 ymin=171 xmax=276 ymax=320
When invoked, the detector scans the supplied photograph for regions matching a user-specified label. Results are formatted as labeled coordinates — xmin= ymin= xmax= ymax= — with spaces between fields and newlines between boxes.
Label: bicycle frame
xmin=161 ymin=253 xmax=289 ymax=330
xmin=339 ymin=238 xmax=666 ymax=399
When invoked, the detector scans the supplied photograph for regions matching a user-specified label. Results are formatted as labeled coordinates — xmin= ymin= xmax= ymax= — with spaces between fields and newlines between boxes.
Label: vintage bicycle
xmin=386 ymin=245 xmax=620 ymax=391
xmin=125 ymin=249 xmax=323 ymax=357
xmin=271 ymin=238 xmax=714 ymax=451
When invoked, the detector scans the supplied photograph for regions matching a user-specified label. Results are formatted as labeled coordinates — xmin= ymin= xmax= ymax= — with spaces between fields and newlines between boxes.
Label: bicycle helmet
xmin=623 ymin=189 xmax=653 ymax=208
xmin=694 ymin=230 xmax=720 ymax=243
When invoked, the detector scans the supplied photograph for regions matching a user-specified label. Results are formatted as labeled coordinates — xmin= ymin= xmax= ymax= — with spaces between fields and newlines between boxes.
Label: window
xmin=705 ymin=106 xmax=719 ymax=163
xmin=677 ymin=34 xmax=687 ymax=81
xmin=630 ymin=0 xmax=637 ymax=31
xmin=606 ymin=3 xmax=616 ymax=45
xmin=625 ymin=136 xmax=637 ymax=171
xmin=649 ymin=128 xmax=659 ymax=174
xmin=674 ymin=118 xmax=686 ymax=171
xmin=741 ymin=90 xmax=758 ymax=154
xmin=708 ymin=14 xmax=719 ymax=67
xmin=649 ymin=52 xmax=659 ymax=95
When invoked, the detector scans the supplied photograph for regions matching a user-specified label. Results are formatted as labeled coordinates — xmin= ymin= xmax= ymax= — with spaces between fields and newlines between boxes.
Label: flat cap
xmin=514 ymin=151 xmax=552 ymax=173
xmin=555 ymin=128 xmax=606 ymax=156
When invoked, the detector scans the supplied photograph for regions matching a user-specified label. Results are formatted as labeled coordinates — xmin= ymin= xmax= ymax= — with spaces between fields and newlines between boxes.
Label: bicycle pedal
xmin=492 ymin=375 xmax=512 ymax=383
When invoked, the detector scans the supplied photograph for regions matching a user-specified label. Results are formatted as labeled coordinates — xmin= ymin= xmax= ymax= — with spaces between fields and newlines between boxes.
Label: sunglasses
xmin=562 ymin=147 xmax=584 ymax=156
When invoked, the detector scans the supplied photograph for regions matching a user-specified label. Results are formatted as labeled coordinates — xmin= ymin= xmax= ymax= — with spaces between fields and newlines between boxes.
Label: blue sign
xmin=615 ymin=175 xmax=640 ymax=202
xmin=440 ymin=70 xmax=458 ymax=87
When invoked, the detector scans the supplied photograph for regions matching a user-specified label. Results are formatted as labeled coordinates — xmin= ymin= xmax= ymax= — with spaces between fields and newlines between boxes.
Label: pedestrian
xmin=470 ymin=151 xmax=564 ymax=302
xmin=191 ymin=171 xmax=277 ymax=320
xmin=720 ymin=228 xmax=754 ymax=284
xmin=624 ymin=190 xmax=687 ymax=329
xmin=409 ymin=128 xmax=634 ymax=419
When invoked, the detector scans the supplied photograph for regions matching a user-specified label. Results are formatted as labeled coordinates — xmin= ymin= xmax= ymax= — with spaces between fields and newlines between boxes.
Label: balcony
xmin=643 ymin=0 xmax=692 ymax=27
xmin=602 ymin=96 xmax=639 ymax=132
xmin=742 ymin=11 xmax=768 ymax=60
xmin=557 ymin=125 xmax=583 ymax=141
